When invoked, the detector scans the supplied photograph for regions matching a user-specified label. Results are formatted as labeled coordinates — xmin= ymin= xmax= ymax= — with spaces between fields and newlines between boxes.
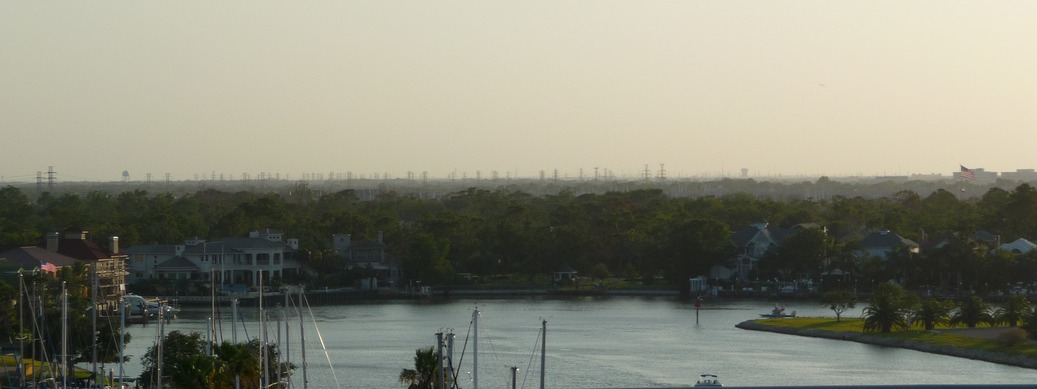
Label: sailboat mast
xmin=260 ymin=274 xmax=268 ymax=388
xmin=157 ymin=306 xmax=165 ymax=389
xmin=232 ymin=298 xmax=240 ymax=389
xmin=92 ymin=264 xmax=99 ymax=384
xmin=210 ymin=252 xmax=216 ymax=355
xmin=446 ymin=332 xmax=455 ymax=387
xmin=61 ymin=281 xmax=68 ymax=389
xmin=284 ymin=287 xmax=291 ymax=388
xmin=119 ymin=295 xmax=125 ymax=388
xmin=299 ymin=287 xmax=308 ymax=389
xmin=541 ymin=320 xmax=546 ymax=389
xmin=435 ymin=332 xmax=445 ymax=389
xmin=472 ymin=308 xmax=479 ymax=389
xmin=17 ymin=271 xmax=24 ymax=388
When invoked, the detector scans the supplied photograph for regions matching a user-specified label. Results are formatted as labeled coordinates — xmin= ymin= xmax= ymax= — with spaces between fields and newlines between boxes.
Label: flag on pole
xmin=40 ymin=261 xmax=57 ymax=273
xmin=959 ymin=165 xmax=976 ymax=180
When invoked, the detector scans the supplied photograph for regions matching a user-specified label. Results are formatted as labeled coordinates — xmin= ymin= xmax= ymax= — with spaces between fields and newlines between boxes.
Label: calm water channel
xmin=115 ymin=297 xmax=1036 ymax=388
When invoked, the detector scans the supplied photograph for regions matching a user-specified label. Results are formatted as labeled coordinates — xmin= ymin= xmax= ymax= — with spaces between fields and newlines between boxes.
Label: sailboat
xmin=434 ymin=309 xmax=547 ymax=389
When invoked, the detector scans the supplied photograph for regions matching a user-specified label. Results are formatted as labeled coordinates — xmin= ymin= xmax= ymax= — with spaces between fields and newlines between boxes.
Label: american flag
xmin=960 ymin=165 xmax=976 ymax=180
xmin=40 ymin=261 xmax=57 ymax=273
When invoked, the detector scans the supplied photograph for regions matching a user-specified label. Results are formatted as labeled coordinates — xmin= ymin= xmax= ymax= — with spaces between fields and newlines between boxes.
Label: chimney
xmin=46 ymin=232 xmax=60 ymax=252
xmin=110 ymin=236 xmax=120 ymax=254
xmin=378 ymin=231 xmax=383 ymax=244
xmin=175 ymin=245 xmax=185 ymax=256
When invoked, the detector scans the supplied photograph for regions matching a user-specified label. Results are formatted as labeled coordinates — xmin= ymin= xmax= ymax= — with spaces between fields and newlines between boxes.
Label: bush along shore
xmin=737 ymin=318 xmax=1037 ymax=370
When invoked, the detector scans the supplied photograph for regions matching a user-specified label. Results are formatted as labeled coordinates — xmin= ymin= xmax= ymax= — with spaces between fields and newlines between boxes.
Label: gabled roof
xmin=973 ymin=230 xmax=1000 ymax=245
xmin=124 ymin=244 xmax=178 ymax=255
xmin=155 ymin=256 xmax=199 ymax=270
xmin=730 ymin=222 xmax=788 ymax=247
xmin=860 ymin=230 xmax=918 ymax=249
xmin=125 ymin=237 xmax=295 ymax=256
xmin=37 ymin=236 xmax=113 ymax=261
xmin=1001 ymin=238 xmax=1037 ymax=254
xmin=921 ymin=232 xmax=958 ymax=251
xmin=214 ymin=236 xmax=295 ymax=251
xmin=0 ymin=246 xmax=81 ymax=269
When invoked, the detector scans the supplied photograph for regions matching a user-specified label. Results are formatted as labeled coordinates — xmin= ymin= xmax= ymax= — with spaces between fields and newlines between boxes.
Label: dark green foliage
xmin=912 ymin=298 xmax=952 ymax=330
xmin=950 ymin=295 xmax=994 ymax=328
xmin=994 ymin=295 xmax=1031 ymax=327
xmin=138 ymin=330 xmax=291 ymax=388
xmin=862 ymin=283 xmax=912 ymax=333
xmin=760 ymin=227 xmax=832 ymax=281
xmin=3 ymin=180 xmax=1037 ymax=295
xmin=399 ymin=346 xmax=440 ymax=389
xmin=821 ymin=289 xmax=856 ymax=322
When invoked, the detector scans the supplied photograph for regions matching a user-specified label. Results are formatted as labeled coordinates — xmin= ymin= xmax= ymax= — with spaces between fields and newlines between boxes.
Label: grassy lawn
xmin=753 ymin=317 xmax=1037 ymax=359
xmin=0 ymin=355 xmax=97 ymax=381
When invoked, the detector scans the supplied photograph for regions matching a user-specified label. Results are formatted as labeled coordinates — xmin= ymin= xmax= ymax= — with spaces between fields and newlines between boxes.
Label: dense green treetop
xmin=2 ymin=182 xmax=1037 ymax=292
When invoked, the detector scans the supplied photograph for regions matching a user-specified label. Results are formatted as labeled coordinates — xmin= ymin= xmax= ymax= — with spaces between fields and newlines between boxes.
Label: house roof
xmin=730 ymin=222 xmax=788 ymax=247
xmin=37 ymin=235 xmax=114 ymax=261
xmin=213 ymin=236 xmax=295 ymax=252
xmin=0 ymin=246 xmax=81 ymax=269
xmin=1001 ymin=238 xmax=1037 ymax=254
xmin=155 ymin=256 xmax=200 ymax=270
xmin=125 ymin=236 xmax=296 ymax=256
xmin=123 ymin=244 xmax=178 ymax=255
xmin=556 ymin=264 xmax=577 ymax=273
xmin=973 ymin=230 xmax=1000 ymax=245
xmin=860 ymin=230 xmax=918 ymax=249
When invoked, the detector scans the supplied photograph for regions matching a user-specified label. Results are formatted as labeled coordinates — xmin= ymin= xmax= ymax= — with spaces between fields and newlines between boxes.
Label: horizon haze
xmin=3 ymin=1 xmax=1036 ymax=182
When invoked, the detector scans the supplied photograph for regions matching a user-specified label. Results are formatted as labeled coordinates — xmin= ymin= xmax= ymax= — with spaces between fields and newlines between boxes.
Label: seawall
xmin=736 ymin=320 xmax=1037 ymax=370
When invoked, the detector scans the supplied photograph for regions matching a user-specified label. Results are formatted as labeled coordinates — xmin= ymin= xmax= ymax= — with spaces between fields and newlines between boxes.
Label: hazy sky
xmin=3 ymin=1 xmax=1036 ymax=182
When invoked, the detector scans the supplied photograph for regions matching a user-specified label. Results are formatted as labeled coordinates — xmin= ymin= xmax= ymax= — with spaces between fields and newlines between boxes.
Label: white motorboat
xmin=694 ymin=374 xmax=722 ymax=387
xmin=759 ymin=304 xmax=796 ymax=318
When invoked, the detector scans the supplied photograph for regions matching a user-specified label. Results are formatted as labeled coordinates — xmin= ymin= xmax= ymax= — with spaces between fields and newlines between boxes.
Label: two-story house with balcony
xmin=723 ymin=221 xmax=788 ymax=281
xmin=125 ymin=229 xmax=300 ymax=290
xmin=332 ymin=231 xmax=400 ymax=288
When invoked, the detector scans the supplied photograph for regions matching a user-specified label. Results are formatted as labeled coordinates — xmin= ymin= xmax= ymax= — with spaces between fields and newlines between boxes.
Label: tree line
xmin=3 ymin=182 xmax=1037 ymax=294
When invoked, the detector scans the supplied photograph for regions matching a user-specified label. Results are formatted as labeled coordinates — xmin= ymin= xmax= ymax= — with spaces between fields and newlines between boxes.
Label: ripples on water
xmin=119 ymin=297 xmax=1036 ymax=388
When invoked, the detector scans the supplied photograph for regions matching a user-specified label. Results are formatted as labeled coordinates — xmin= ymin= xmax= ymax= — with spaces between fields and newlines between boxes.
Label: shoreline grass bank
xmin=737 ymin=318 xmax=1037 ymax=370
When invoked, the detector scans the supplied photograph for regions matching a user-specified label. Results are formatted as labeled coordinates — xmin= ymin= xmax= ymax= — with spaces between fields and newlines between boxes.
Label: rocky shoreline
xmin=736 ymin=320 xmax=1037 ymax=370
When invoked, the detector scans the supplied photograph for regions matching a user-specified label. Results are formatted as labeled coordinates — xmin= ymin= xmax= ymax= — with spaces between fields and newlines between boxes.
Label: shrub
xmin=996 ymin=328 xmax=1030 ymax=347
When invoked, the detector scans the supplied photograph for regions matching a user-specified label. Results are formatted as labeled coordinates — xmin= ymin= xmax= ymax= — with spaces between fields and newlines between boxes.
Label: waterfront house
xmin=34 ymin=230 xmax=127 ymax=307
xmin=332 ymin=232 xmax=400 ymax=287
xmin=1000 ymin=238 xmax=1037 ymax=254
xmin=125 ymin=229 xmax=301 ymax=290
xmin=553 ymin=264 xmax=578 ymax=284
xmin=857 ymin=229 xmax=919 ymax=260
xmin=726 ymin=221 xmax=786 ymax=281
xmin=0 ymin=245 xmax=80 ymax=283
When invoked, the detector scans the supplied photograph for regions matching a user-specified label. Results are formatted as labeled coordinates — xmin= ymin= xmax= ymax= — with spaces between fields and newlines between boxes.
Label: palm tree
xmin=994 ymin=294 xmax=1031 ymax=327
xmin=911 ymin=298 xmax=952 ymax=330
xmin=399 ymin=346 xmax=438 ymax=389
xmin=950 ymin=295 xmax=994 ymax=328
xmin=217 ymin=340 xmax=262 ymax=389
xmin=862 ymin=283 xmax=911 ymax=333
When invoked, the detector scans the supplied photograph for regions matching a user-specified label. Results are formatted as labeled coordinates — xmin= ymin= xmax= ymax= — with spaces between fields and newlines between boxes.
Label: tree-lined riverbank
xmin=737 ymin=318 xmax=1037 ymax=370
